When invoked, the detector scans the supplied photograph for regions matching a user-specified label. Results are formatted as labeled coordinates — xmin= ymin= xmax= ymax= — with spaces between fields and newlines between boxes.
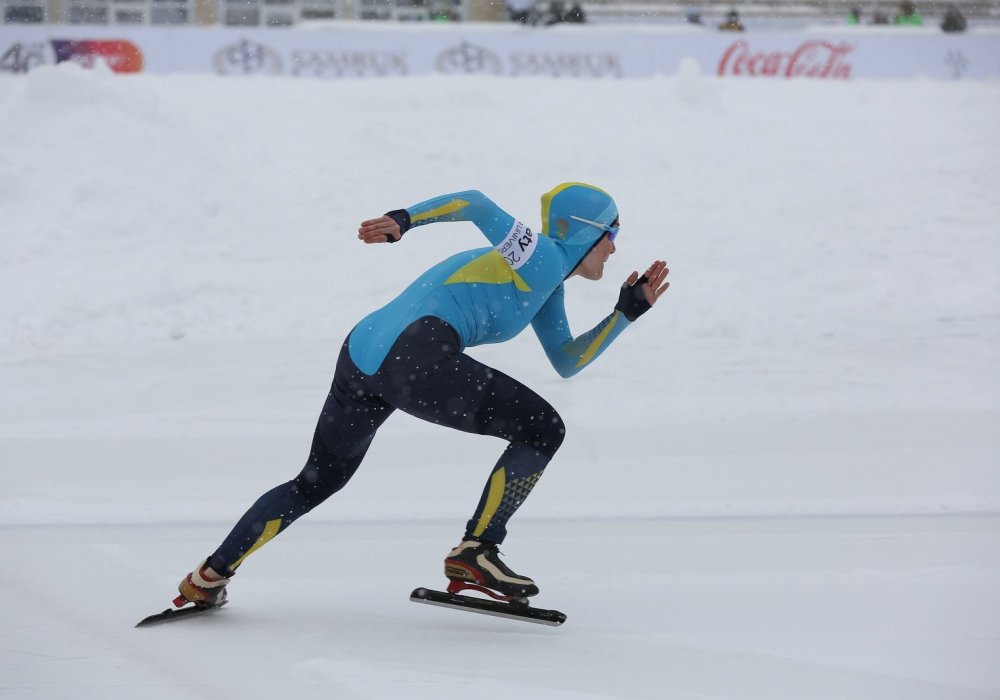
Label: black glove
xmin=384 ymin=209 xmax=411 ymax=243
xmin=615 ymin=274 xmax=652 ymax=322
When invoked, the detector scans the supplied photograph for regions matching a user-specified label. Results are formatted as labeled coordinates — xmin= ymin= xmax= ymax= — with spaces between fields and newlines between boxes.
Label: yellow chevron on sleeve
xmin=229 ymin=518 xmax=282 ymax=571
xmin=472 ymin=467 xmax=506 ymax=538
xmin=575 ymin=311 xmax=622 ymax=368
xmin=410 ymin=198 xmax=470 ymax=224
xmin=444 ymin=251 xmax=532 ymax=292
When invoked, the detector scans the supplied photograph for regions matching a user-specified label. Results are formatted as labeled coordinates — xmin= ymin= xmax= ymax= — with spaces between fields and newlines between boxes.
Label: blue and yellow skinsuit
xmin=350 ymin=184 xmax=629 ymax=378
xmin=206 ymin=184 xmax=633 ymax=577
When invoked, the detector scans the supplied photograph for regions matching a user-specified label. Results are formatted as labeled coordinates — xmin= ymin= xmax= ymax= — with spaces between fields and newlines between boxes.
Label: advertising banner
xmin=2 ymin=24 xmax=999 ymax=80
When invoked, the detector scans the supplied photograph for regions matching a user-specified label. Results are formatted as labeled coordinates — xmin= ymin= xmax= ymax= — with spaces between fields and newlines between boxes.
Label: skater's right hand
xmin=358 ymin=209 xmax=410 ymax=244
xmin=358 ymin=216 xmax=401 ymax=244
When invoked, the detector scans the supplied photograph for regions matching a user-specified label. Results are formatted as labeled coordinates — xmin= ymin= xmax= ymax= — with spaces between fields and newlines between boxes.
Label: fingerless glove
xmin=614 ymin=274 xmax=652 ymax=322
xmin=384 ymin=209 xmax=411 ymax=243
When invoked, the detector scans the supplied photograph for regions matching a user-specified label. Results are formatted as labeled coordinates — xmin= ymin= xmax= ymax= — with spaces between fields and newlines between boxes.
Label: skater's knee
xmin=530 ymin=408 xmax=566 ymax=457
xmin=294 ymin=459 xmax=356 ymax=510
xmin=549 ymin=410 xmax=567 ymax=453
xmin=493 ymin=406 xmax=565 ymax=456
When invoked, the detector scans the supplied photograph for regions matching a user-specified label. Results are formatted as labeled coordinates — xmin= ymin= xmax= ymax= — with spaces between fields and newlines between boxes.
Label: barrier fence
xmin=2 ymin=23 xmax=999 ymax=78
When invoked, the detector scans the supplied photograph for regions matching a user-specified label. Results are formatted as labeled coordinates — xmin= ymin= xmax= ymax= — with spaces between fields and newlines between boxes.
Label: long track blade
xmin=136 ymin=602 xmax=226 ymax=627
xmin=410 ymin=587 xmax=566 ymax=626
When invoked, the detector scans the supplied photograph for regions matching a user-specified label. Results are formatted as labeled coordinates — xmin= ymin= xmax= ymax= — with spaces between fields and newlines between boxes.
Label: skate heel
xmin=446 ymin=579 xmax=528 ymax=604
xmin=444 ymin=540 xmax=540 ymax=598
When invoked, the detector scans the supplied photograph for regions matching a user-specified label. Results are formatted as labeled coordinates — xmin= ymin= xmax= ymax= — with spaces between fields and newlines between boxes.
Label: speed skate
xmin=410 ymin=581 xmax=567 ymax=626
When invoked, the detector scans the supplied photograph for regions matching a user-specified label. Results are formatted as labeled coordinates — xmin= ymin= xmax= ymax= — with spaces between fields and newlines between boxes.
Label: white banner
xmin=2 ymin=23 xmax=999 ymax=80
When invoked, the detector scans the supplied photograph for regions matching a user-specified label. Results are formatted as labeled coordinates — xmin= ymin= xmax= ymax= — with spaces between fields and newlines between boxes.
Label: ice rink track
xmin=1 ymin=61 xmax=999 ymax=698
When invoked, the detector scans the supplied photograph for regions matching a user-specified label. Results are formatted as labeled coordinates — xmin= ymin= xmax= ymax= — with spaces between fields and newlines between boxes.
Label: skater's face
xmin=572 ymin=233 xmax=616 ymax=281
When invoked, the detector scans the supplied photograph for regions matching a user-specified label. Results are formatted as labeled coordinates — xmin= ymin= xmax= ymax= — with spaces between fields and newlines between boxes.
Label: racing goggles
xmin=568 ymin=215 xmax=620 ymax=242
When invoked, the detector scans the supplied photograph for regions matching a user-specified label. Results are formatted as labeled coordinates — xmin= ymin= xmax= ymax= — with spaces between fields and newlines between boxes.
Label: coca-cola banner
xmin=2 ymin=24 xmax=998 ymax=80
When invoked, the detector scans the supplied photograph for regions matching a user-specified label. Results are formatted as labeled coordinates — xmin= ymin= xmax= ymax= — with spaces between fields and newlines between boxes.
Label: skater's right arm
xmin=357 ymin=191 xmax=518 ymax=247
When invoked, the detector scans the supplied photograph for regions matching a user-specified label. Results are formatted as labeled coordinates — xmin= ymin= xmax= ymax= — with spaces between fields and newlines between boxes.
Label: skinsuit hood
xmin=539 ymin=182 xmax=619 ymax=274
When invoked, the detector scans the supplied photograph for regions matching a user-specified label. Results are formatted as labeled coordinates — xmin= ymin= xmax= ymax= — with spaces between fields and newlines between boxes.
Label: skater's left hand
xmin=615 ymin=261 xmax=670 ymax=322
xmin=628 ymin=260 xmax=670 ymax=306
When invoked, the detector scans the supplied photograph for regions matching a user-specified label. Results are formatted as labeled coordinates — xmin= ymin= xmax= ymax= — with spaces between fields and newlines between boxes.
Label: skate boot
xmin=444 ymin=539 xmax=539 ymax=600
xmin=175 ymin=560 xmax=230 ymax=608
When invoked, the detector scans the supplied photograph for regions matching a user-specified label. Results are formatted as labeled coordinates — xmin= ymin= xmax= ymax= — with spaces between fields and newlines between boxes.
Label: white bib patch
xmin=497 ymin=220 xmax=536 ymax=271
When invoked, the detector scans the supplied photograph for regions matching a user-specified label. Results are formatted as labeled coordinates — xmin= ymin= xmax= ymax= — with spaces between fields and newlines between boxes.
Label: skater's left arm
xmin=531 ymin=261 xmax=670 ymax=378
xmin=531 ymin=286 xmax=629 ymax=379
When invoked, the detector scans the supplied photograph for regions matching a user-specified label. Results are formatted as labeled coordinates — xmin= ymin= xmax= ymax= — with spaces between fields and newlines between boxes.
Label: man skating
xmin=174 ymin=183 xmax=669 ymax=611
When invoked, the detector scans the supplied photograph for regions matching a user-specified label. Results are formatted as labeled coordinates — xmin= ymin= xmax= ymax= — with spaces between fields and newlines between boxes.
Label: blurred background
xmin=1 ymin=0 xmax=997 ymax=30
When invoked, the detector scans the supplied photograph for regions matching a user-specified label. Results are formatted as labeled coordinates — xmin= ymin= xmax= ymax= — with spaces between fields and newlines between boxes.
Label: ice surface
xmin=0 ymin=63 xmax=998 ymax=698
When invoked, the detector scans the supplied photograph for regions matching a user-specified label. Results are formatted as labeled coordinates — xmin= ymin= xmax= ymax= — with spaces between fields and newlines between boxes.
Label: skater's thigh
xmin=313 ymin=340 xmax=395 ymax=460
xmin=365 ymin=316 xmax=563 ymax=450
xmin=397 ymin=351 xmax=564 ymax=452
xmin=466 ymin=362 xmax=565 ymax=454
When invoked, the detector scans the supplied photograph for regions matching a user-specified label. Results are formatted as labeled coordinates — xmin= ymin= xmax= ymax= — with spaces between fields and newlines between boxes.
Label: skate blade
xmin=136 ymin=600 xmax=227 ymax=628
xmin=410 ymin=587 xmax=566 ymax=626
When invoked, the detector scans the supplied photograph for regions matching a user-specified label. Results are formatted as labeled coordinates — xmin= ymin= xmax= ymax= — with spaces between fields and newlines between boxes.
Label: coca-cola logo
xmin=718 ymin=40 xmax=853 ymax=80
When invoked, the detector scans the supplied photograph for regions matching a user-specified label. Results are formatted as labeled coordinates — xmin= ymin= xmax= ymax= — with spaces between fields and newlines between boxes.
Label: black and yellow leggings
xmin=207 ymin=317 xmax=565 ymax=577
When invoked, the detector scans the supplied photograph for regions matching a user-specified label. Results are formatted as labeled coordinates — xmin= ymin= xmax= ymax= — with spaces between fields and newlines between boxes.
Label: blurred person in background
xmin=507 ymin=0 xmax=538 ymax=24
xmin=941 ymin=4 xmax=967 ymax=32
xmin=893 ymin=0 xmax=924 ymax=25
xmin=564 ymin=1 xmax=586 ymax=22
xmin=172 ymin=184 xmax=670 ymax=610
xmin=430 ymin=0 xmax=459 ymax=21
xmin=847 ymin=6 xmax=862 ymax=24
xmin=719 ymin=8 xmax=745 ymax=31
xmin=543 ymin=0 xmax=586 ymax=24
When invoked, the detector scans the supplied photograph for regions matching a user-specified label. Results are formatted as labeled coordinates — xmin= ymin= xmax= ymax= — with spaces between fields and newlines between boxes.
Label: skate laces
xmin=480 ymin=543 xmax=503 ymax=558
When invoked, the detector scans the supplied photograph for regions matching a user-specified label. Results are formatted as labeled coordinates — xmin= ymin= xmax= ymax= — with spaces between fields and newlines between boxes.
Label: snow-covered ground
xmin=1 ymin=61 xmax=999 ymax=698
